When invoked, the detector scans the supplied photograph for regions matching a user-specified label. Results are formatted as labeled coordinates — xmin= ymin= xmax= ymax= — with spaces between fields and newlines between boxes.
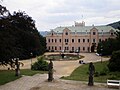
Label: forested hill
xmin=39 ymin=31 xmax=48 ymax=37
xmin=107 ymin=21 xmax=120 ymax=29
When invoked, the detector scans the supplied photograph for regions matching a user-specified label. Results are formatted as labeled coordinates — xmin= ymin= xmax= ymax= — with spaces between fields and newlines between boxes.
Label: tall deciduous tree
xmin=108 ymin=50 xmax=120 ymax=72
xmin=0 ymin=5 xmax=46 ymax=65
xmin=97 ymin=38 xmax=119 ymax=56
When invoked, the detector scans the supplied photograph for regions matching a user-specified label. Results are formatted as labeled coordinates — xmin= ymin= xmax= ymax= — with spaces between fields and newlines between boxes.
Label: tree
xmin=97 ymin=38 xmax=119 ymax=55
xmin=0 ymin=6 xmax=46 ymax=66
xmin=108 ymin=50 xmax=120 ymax=72
xmin=0 ymin=4 xmax=10 ymax=17
xmin=31 ymin=56 xmax=48 ymax=71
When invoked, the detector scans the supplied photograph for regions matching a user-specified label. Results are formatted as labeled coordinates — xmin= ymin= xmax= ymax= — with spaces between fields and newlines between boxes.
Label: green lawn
xmin=62 ymin=61 xmax=120 ymax=83
xmin=0 ymin=69 xmax=47 ymax=85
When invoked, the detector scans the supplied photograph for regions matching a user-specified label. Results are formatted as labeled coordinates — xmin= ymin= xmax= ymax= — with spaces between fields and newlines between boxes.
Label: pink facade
xmin=46 ymin=22 xmax=117 ymax=52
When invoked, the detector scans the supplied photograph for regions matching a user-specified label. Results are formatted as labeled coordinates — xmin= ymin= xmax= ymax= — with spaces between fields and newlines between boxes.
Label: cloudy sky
xmin=1 ymin=0 xmax=120 ymax=31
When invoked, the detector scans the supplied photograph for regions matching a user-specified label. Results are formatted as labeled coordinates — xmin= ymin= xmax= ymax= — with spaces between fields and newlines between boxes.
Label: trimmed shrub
xmin=31 ymin=56 xmax=48 ymax=71
xmin=108 ymin=75 xmax=117 ymax=80
xmin=108 ymin=50 xmax=120 ymax=72
xmin=94 ymin=72 xmax=99 ymax=77
xmin=69 ymin=51 xmax=74 ymax=53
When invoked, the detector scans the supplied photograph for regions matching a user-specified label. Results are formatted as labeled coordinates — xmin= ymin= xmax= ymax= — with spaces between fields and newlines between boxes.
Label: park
xmin=0 ymin=52 xmax=120 ymax=90
xmin=0 ymin=1 xmax=120 ymax=90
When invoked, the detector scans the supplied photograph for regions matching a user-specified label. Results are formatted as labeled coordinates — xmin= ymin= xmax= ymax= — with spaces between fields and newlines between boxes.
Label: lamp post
xmin=100 ymin=46 xmax=103 ymax=63
xmin=30 ymin=52 xmax=33 ymax=69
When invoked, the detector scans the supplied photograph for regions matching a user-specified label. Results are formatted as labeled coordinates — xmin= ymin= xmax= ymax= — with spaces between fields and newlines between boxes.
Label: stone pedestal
xmin=48 ymin=70 xmax=53 ymax=81
xmin=88 ymin=76 xmax=94 ymax=86
xmin=48 ymin=59 xmax=54 ymax=82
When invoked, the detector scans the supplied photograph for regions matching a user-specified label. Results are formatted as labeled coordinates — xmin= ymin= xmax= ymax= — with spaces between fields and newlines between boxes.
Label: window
xmin=59 ymin=47 xmax=61 ymax=50
xmin=83 ymin=47 xmax=85 ymax=51
xmin=88 ymin=47 xmax=90 ymax=51
xmin=72 ymin=47 xmax=74 ymax=51
xmin=59 ymin=39 xmax=61 ymax=43
xmin=102 ymin=30 xmax=103 ymax=35
xmin=86 ymin=30 xmax=87 ymax=34
xmin=51 ymin=39 xmax=53 ymax=42
xmin=78 ymin=47 xmax=80 ymax=51
xmin=55 ymin=46 xmax=57 ymax=50
xmin=67 ymin=39 xmax=69 ymax=42
xmin=65 ymin=47 xmax=67 ymax=50
xmin=65 ymin=39 xmax=66 ymax=42
xmin=48 ymin=46 xmax=50 ymax=50
xmin=66 ymin=47 xmax=68 ymax=50
xmin=52 ymin=46 xmax=53 ymax=50
xmin=52 ymin=33 xmax=53 ymax=36
xmin=48 ymin=39 xmax=50 ymax=43
xmin=99 ymin=39 xmax=101 ymax=42
xmin=93 ymin=39 xmax=95 ymax=43
xmin=72 ymin=39 xmax=74 ymax=43
xmin=111 ymin=33 xmax=113 ymax=36
xmin=83 ymin=39 xmax=85 ymax=43
xmin=87 ymin=39 xmax=89 ymax=42
xmin=93 ymin=32 xmax=96 ymax=35
xmin=55 ymin=39 xmax=57 ymax=42
xmin=65 ymin=47 xmax=69 ymax=50
xmin=65 ymin=39 xmax=69 ymax=42
xmin=65 ymin=43 xmax=68 ymax=45
xmin=65 ymin=32 xmax=68 ymax=35
xmin=78 ymin=39 xmax=80 ymax=43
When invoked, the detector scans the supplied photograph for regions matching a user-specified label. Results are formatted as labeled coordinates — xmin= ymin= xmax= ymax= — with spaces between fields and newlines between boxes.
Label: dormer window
xmin=93 ymin=32 xmax=96 ymax=35
xmin=52 ymin=33 xmax=53 ymax=36
xmin=86 ymin=30 xmax=87 ymax=34
xmin=102 ymin=30 xmax=103 ymax=35
xmin=65 ymin=32 xmax=68 ymax=35
xmin=110 ymin=30 xmax=114 ymax=36
xmin=111 ymin=33 xmax=113 ymax=36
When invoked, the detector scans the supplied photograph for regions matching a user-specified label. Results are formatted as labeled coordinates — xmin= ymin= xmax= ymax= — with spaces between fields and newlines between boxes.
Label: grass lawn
xmin=0 ymin=69 xmax=47 ymax=85
xmin=62 ymin=61 xmax=120 ymax=83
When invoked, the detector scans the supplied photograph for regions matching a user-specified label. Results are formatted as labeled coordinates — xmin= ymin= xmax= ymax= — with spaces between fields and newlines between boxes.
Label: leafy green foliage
xmin=0 ymin=5 xmax=46 ymax=65
xmin=31 ymin=57 xmax=48 ymax=71
xmin=97 ymin=24 xmax=120 ymax=72
xmin=97 ymin=38 xmax=119 ymax=55
xmin=97 ymin=27 xmax=120 ymax=56
xmin=62 ymin=61 xmax=120 ymax=83
xmin=108 ymin=50 xmax=120 ymax=72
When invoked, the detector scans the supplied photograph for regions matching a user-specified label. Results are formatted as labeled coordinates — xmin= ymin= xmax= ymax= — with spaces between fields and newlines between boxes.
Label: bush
xmin=108 ymin=50 xmax=120 ymax=72
xmin=69 ymin=51 xmax=74 ymax=53
xmin=100 ymin=67 xmax=109 ymax=76
xmin=94 ymin=72 xmax=99 ymax=77
xmin=31 ymin=56 xmax=48 ymax=71
xmin=51 ymin=50 xmax=54 ymax=52
xmin=100 ymin=71 xmax=107 ymax=76
xmin=108 ymin=75 xmax=117 ymax=80
xmin=46 ymin=49 xmax=49 ymax=52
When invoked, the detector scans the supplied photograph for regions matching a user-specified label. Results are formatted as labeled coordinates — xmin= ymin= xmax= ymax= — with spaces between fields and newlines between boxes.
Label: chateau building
xmin=46 ymin=21 xmax=117 ymax=52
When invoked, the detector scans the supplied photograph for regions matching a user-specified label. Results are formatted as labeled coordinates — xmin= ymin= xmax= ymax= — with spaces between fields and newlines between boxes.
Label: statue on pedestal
xmin=61 ymin=53 xmax=65 ymax=59
xmin=15 ymin=58 xmax=20 ymax=76
xmin=48 ymin=59 xmax=54 ymax=81
xmin=88 ymin=62 xmax=95 ymax=86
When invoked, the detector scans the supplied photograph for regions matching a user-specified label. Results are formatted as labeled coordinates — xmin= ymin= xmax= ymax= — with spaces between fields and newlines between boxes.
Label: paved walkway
xmin=0 ymin=53 xmax=116 ymax=90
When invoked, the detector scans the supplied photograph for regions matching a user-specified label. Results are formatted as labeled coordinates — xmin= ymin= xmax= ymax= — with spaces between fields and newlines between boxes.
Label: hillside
xmin=107 ymin=21 xmax=120 ymax=29
xmin=39 ymin=31 xmax=48 ymax=37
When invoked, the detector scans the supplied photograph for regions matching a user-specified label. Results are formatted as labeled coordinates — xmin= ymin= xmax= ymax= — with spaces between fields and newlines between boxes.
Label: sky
xmin=1 ymin=0 xmax=120 ymax=31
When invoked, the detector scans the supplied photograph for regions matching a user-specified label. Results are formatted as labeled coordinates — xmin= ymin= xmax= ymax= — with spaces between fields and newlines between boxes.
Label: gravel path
xmin=0 ymin=53 xmax=115 ymax=90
